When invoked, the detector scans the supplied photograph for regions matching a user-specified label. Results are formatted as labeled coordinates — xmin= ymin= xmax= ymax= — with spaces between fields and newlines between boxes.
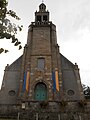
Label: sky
xmin=0 ymin=0 xmax=90 ymax=88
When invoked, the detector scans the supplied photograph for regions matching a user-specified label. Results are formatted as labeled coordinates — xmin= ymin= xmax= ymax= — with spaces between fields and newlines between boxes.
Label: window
xmin=37 ymin=58 xmax=45 ymax=70
xmin=8 ymin=90 xmax=16 ymax=96
xmin=43 ymin=15 xmax=47 ymax=21
xmin=67 ymin=90 xmax=75 ymax=96
xmin=37 ymin=15 xmax=41 ymax=22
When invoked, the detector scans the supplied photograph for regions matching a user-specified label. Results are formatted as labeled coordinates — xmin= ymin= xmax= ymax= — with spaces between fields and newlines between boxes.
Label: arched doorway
xmin=34 ymin=82 xmax=47 ymax=101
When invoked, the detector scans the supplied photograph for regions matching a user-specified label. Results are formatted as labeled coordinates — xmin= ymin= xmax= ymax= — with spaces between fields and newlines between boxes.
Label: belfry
xmin=0 ymin=3 xmax=90 ymax=120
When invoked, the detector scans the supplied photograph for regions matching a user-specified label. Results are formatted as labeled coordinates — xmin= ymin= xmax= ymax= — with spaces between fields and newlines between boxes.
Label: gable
xmin=60 ymin=53 xmax=75 ymax=69
xmin=6 ymin=55 xmax=23 ymax=71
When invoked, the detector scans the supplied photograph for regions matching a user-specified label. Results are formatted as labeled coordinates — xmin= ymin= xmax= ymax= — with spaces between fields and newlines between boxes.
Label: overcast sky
xmin=0 ymin=0 xmax=90 ymax=87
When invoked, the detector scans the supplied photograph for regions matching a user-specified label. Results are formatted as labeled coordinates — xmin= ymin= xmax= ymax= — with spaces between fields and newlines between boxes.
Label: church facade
xmin=0 ymin=3 xmax=90 ymax=120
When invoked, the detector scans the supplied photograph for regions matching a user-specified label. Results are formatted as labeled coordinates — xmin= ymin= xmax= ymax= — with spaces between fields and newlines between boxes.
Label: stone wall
xmin=0 ymin=101 xmax=90 ymax=120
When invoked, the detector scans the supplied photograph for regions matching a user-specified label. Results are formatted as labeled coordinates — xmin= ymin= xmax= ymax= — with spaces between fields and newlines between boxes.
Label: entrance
xmin=34 ymin=82 xmax=47 ymax=101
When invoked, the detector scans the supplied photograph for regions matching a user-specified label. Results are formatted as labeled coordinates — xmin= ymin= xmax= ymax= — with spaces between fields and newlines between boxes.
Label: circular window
xmin=8 ymin=90 xmax=16 ymax=96
xmin=67 ymin=90 xmax=75 ymax=96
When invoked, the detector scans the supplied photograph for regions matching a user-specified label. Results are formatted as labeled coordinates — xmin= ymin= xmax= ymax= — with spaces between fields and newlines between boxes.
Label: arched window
xmin=43 ymin=15 xmax=47 ymax=22
xmin=37 ymin=15 xmax=41 ymax=22
xmin=34 ymin=82 xmax=47 ymax=101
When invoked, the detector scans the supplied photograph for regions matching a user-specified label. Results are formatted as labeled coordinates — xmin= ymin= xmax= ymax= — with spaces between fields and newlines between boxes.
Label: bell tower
xmin=19 ymin=3 xmax=62 ymax=102
xmin=35 ymin=3 xmax=49 ymax=24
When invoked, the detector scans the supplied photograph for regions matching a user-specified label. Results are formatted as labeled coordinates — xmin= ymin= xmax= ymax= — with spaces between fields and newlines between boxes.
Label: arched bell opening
xmin=34 ymin=82 xmax=47 ymax=101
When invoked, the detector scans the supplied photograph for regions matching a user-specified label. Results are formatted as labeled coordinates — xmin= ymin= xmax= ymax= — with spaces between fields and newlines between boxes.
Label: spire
xmin=39 ymin=3 xmax=46 ymax=12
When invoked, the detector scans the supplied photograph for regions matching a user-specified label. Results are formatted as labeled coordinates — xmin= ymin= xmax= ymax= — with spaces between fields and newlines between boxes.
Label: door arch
xmin=34 ymin=82 xmax=47 ymax=101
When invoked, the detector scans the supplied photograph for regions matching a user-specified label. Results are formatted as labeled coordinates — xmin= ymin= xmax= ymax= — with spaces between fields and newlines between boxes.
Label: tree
xmin=0 ymin=0 xmax=23 ymax=54
xmin=82 ymin=84 xmax=90 ymax=99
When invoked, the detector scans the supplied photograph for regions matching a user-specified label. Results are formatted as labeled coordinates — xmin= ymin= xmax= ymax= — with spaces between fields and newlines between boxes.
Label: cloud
xmin=55 ymin=0 xmax=90 ymax=42
xmin=73 ymin=0 xmax=90 ymax=30
xmin=60 ymin=26 xmax=90 ymax=86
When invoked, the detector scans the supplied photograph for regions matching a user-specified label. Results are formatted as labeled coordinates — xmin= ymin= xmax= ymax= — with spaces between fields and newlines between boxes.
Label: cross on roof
xmin=42 ymin=0 xmax=44 ymax=3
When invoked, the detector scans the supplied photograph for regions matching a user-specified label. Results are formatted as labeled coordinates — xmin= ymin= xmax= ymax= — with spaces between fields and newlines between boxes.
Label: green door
xmin=35 ymin=83 xmax=47 ymax=101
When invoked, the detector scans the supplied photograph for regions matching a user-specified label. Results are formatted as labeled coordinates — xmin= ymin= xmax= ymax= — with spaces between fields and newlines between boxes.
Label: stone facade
xmin=0 ymin=3 xmax=90 ymax=120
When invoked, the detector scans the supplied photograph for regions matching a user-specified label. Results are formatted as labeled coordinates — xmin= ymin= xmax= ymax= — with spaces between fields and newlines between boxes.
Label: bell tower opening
xmin=37 ymin=15 xmax=41 ymax=22
xmin=43 ymin=15 xmax=47 ymax=21
xmin=34 ymin=82 xmax=47 ymax=101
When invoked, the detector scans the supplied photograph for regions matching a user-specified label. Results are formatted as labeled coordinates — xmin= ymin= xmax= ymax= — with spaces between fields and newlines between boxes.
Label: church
xmin=0 ymin=3 xmax=90 ymax=120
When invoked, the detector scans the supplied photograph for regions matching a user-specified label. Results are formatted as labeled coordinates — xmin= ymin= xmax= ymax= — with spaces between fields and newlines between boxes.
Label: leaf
xmin=17 ymin=41 xmax=21 ymax=45
xmin=5 ymin=49 xmax=9 ymax=53
xmin=19 ymin=45 xmax=22 ymax=50
xmin=14 ymin=41 xmax=19 ymax=46
xmin=0 ymin=48 xmax=4 ymax=54
xmin=11 ymin=36 xmax=17 ymax=43
xmin=18 ymin=25 xmax=23 ymax=31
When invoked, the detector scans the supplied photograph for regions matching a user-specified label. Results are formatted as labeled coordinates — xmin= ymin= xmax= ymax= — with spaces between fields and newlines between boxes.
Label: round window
xmin=67 ymin=90 xmax=75 ymax=96
xmin=8 ymin=90 xmax=16 ymax=96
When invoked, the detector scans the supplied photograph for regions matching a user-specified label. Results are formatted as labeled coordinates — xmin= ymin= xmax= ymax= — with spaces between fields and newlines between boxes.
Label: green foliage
xmin=0 ymin=0 xmax=23 ymax=54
